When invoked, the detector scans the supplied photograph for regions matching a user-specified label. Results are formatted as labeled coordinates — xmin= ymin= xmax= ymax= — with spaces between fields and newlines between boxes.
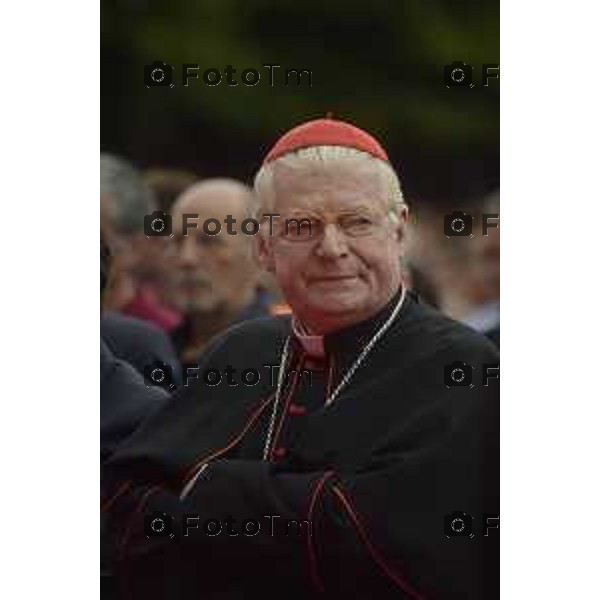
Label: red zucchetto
xmin=262 ymin=118 xmax=390 ymax=165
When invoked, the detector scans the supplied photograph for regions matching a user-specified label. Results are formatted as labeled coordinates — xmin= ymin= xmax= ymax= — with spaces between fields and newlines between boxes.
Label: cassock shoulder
xmin=212 ymin=314 xmax=291 ymax=352
xmin=368 ymin=295 xmax=500 ymax=434
xmin=392 ymin=295 xmax=499 ymax=366
xmin=185 ymin=314 xmax=292 ymax=372
xmin=102 ymin=315 xmax=293 ymax=487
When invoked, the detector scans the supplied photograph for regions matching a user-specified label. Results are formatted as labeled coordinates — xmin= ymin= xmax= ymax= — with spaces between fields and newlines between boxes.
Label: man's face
xmin=165 ymin=184 xmax=258 ymax=315
xmin=100 ymin=192 xmax=167 ymax=284
xmin=258 ymin=159 xmax=407 ymax=333
xmin=100 ymin=192 xmax=138 ymax=274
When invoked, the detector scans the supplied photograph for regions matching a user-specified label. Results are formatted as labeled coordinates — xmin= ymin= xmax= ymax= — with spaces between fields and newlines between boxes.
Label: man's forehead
xmin=271 ymin=158 xmax=389 ymax=211
xmin=173 ymin=182 xmax=251 ymax=218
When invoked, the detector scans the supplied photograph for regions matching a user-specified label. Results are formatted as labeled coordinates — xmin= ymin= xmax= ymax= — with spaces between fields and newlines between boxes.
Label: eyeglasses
xmin=269 ymin=213 xmax=392 ymax=243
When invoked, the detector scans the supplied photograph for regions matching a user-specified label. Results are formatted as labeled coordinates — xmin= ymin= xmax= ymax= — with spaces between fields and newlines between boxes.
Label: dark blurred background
xmin=101 ymin=0 xmax=499 ymax=206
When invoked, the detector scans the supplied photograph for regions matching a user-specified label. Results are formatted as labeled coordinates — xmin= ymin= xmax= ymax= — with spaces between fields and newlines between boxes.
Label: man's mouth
xmin=310 ymin=274 xmax=359 ymax=283
xmin=179 ymin=279 xmax=211 ymax=290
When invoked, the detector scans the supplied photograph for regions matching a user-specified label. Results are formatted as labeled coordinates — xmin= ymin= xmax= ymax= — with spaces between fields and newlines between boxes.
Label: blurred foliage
xmin=101 ymin=0 xmax=499 ymax=204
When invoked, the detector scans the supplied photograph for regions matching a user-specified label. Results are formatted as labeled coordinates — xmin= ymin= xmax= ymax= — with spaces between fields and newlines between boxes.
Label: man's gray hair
xmin=101 ymin=154 xmax=157 ymax=234
xmin=253 ymin=146 xmax=405 ymax=221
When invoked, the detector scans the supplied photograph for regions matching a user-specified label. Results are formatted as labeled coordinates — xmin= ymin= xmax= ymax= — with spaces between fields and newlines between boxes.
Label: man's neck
xmin=292 ymin=285 xmax=405 ymax=359
xmin=297 ymin=287 xmax=401 ymax=337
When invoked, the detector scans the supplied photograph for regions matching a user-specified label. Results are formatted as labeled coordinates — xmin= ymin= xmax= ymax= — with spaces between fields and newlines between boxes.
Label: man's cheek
xmin=275 ymin=266 xmax=302 ymax=294
xmin=272 ymin=251 xmax=296 ymax=273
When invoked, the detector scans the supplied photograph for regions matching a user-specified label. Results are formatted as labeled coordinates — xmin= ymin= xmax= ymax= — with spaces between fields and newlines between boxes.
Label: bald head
xmin=172 ymin=179 xmax=257 ymax=224
xmin=164 ymin=178 xmax=261 ymax=318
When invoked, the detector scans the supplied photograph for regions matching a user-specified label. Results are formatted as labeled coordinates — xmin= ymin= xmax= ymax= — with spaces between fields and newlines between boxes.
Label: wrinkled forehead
xmin=270 ymin=158 xmax=390 ymax=215
xmin=172 ymin=185 xmax=251 ymax=221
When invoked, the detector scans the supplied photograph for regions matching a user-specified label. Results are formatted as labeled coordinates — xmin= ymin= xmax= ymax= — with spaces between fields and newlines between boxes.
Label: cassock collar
xmin=291 ymin=285 xmax=406 ymax=360
xmin=291 ymin=317 xmax=326 ymax=358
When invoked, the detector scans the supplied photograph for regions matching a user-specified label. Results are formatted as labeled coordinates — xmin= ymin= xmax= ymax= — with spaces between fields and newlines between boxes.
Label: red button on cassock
xmin=273 ymin=447 xmax=287 ymax=458
xmin=288 ymin=404 xmax=306 ymax=416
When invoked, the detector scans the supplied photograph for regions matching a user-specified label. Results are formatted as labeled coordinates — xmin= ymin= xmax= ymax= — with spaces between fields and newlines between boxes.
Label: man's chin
xmin=306 ymin=293 xmax=368 ymax=318
xmin=308 ymin=281 xmax=367 ymax=304
xmin=179 ymin=296 xmax=222 ymax=316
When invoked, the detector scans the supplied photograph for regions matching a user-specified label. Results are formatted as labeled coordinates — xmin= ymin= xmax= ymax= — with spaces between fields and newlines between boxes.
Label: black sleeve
xmin=101 ymin=312 xmax=182 ymax=386
xmin=101 ymin=340 xmax=169 ymax=463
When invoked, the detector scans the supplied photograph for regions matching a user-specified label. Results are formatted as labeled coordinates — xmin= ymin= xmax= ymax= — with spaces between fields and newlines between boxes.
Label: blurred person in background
xmin=100 ymin=238 xmax=170 ymax=463
xmin=464 ymin=190 xmax=500 ymax=346
xmin=101 ymin=154 xmax=181 ymax=332
xmin=101 ymin=235 xmax=181 ymax=389
xmin=101 ymin=237 xmax=172 ymax=599
xmin=406 ymin=192 xmax=500 ymax=347
xmin=165 ymin=179 xmax=274 ymax=366
xmin=101 ymin=309 xmax=182 ymax=388
xmin=143 ymin=168 xmax=199 ymax=214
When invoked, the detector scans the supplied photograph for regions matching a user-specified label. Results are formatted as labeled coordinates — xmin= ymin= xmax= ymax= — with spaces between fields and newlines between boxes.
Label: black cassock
xmin=102 ymin=289 xmax=499 ymax=599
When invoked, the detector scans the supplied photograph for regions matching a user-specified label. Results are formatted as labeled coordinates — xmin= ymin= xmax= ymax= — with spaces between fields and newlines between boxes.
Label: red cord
xmin=331 ymin=484 xmax=427 ymax=600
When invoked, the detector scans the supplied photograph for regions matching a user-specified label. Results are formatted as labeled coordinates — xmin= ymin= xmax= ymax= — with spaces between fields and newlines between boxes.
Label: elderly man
xmin=164 ymin=179 xmax=273 ymax=366
xmin=101 ymin=154 xmax=180 ymax=332
xmin=102 ymin=119 xmax=499 ymax=599
xmin=100 ymin=238 xmax=171 ymax=463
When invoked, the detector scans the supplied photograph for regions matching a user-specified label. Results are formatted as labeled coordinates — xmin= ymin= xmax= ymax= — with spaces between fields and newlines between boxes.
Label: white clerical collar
xmin=291 ymin=317 xmax=325 ymax=358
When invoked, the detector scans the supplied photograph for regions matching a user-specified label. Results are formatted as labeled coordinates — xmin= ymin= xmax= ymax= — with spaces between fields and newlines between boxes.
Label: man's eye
xmin=282 ymin=219 xmax=316 ymax=240
xmin=196 ymin=235 xmax=221 ymax=246
xmin=343 ymin=217 xmax=373 ymax=232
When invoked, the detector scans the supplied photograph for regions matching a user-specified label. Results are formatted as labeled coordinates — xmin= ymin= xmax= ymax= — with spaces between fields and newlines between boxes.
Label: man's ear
xmin=392 ymin=204 xmax=409 ymax=245
xmin=254 ymin=231 xmax=276 ymax=274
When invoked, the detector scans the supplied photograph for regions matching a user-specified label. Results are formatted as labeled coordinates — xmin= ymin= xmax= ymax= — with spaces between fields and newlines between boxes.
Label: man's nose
xmin=177 ymin=236 xmax=200 ymax=265
xmin=314 ymin=224 xmax=350 ymax=259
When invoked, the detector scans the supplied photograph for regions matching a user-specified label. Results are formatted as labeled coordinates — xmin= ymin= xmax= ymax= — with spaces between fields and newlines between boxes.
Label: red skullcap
xmin=262 ymin=118 xmax=389 ymax=165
